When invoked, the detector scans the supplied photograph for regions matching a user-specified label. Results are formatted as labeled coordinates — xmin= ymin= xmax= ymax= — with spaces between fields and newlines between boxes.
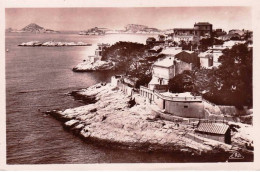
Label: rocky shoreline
xmin=72 ymin=60 xmax=114 ymax=72
xmin=18 ymin=41 xmax=91 ymax=47
xmin=45 ymin=82 xmax=253 ymax=160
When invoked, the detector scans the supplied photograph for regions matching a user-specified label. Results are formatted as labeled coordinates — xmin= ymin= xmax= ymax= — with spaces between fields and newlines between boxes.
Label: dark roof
xmin=194 ymin=22 xmax=212 ymax=26
xmin=195 ymin=122 xmax=229 ymax=135
xmin=175 ymin=51 xmax=200 ymax=68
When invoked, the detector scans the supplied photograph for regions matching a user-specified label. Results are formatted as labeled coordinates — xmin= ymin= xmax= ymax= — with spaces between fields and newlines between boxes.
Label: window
xmin=184 ymin=105 xmax=188 ymax=108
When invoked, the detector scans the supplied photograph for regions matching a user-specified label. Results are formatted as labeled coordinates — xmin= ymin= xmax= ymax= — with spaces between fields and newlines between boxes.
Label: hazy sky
xmin=5 ymin=7 xmax=252 ymax=31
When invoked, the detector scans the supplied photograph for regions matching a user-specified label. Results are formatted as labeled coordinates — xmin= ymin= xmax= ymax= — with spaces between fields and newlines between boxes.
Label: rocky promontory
xmin=46 ymin=82 xmax=253 ymax=159
xmin=72 ymin=60 xmax=114 ymax=72
xmin=18 ymin=41 xmax=91 ymax=47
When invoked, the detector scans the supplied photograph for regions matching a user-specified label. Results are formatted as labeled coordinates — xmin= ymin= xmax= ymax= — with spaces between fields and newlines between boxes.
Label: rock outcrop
xmin=46 ymin=83 xmax=253 ymax=159
xmin=18 ymin=41 xmax=91 ymax=47
xmin=72 ymin=60 xmax=114 ymax=72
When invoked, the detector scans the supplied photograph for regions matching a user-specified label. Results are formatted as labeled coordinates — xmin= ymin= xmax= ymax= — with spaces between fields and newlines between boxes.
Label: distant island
xmin=79 ymin=24 xmax=162 ymax=35
xmin=124 ymin=24 xmax=161 ymax=34
xmin=6 ymin=23 xmax=59 ymax=33
xmin=18 ymin=41 xmax=91 ymax=47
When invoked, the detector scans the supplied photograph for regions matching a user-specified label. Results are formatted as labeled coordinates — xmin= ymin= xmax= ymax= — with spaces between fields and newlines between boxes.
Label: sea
xmin=6 ymin=32 xmax=230 ymax=164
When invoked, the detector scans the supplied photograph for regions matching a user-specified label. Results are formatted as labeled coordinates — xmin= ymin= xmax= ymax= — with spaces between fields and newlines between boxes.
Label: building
xmin=173 ymin=34 xmax=196 ymax=44
xmin=148 ymin=50 xmax=199 ymax=90
xmin=175 ymin=51 xmax=200 ymax=69
xmin=88 ymin=43 xmax=110 ymax=63
xmin=195 ymin=122 xmax=231 ymax=144
xmin=174 ymin=28 xmax=195 ymax=36
xmin=148 ymin=57 xmax=176 ymax=89
xmin=140 ymin=86 xmax=205 ymax=118
xmin=214 ymin=29 xmax=227 ymax=37
xmin=198 ymin=52 xmax=214 ymax=68
xmin=228 ymin=29 xmax=244 ymax=36
xmin=193 ymin=22 xmax=213 ymax=37
xmin=94 ymin=43 xmax=110 ymax=57
xmin=219 ymin=33 xmax=241 ymax=41
xmin=160 ymin=47 xmax=182 ymax=56
xmin=210 ymin=40 xmax=246 ymax=50
xmin=174 ymin=23 xmax=213 ymax=37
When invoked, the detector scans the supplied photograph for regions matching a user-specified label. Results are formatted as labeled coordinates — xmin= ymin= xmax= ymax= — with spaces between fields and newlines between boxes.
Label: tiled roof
xmin=195 ymin=122 xmax=229 ymax=135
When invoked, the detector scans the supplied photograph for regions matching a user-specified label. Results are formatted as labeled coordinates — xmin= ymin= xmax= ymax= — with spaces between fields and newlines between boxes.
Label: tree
xmin=214 ymin=43 xmax=252 ymax=107
xmin=199 ymin=38 xmax=213 ymax=51
xmin=168 ymin=71 xmax=194 ymax=93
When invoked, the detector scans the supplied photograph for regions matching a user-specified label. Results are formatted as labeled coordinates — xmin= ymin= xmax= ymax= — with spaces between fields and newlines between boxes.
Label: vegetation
xmin=169 ymin=43 xmax=252 ymax=107
xmin=199 ymin=37 xmax=224 ymax=51
xmin=102 ymin=41 xmax=165 ymax=88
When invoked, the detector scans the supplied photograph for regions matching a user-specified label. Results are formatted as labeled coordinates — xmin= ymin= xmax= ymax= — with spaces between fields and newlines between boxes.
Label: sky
xmin=5 ymin=7 xmax=252 ymax=31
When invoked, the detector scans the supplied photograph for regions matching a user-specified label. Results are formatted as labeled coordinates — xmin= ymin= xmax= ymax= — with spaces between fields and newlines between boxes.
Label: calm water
xmin=6 ymin=32 xmax=233 ymax=164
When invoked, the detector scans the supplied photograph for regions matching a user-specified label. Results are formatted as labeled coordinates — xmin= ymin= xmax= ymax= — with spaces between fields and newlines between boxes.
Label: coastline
xmin=46 ymin=82 xmax=253 ymax=160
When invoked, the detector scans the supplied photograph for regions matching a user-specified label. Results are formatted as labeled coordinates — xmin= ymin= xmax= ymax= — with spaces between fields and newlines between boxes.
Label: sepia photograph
xmin=1 ymin=1 xmax=259 ymax=170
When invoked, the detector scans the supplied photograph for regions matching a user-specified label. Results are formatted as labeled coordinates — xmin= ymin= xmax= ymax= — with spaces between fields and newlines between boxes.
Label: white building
xmin=210 ymin=40 xmax=246 ymax=51
xmin=198 ymin=52 xmax=213 ymax=69
xmin=148 ymin=55 xmax=193 ymax=90
xmin=149 ymin=57 xmax=175 ymax=90
xmin=173 ymin=35 xmax=194 ymax=43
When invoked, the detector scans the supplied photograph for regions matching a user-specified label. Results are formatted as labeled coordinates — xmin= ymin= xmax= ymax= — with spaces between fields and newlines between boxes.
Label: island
xmin=6 ymin=23 xmax=59 ymax=33
xmin=78 ymin=24 xmax=162 ymax=35
xmin=18 ymin=41 xmax=91 ymax=47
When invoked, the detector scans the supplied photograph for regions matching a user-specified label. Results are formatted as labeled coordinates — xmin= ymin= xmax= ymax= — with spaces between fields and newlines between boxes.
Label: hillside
xmin=19 ymin=23 xmax=59 ymax=33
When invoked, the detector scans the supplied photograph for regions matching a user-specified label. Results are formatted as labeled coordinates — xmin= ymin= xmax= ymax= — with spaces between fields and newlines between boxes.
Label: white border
xmin=1 ymin=0 xmax=260 ymax=170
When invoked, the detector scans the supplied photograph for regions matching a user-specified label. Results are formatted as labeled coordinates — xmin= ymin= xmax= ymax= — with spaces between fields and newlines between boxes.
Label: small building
xmin=195 ymin=122 xmax=231 ymax=144
xmin=174 ymin=22 xmax=213 ymax=38
xmin=95 ymin=43 xmax=110 ymax=57
xmin=111 ymin=75 xmax=123 ymax=87
xmin=214 ymin=28 xmax=227 ymax=37
xmin=228 ymin=29 xmax=244 ymax=36
xmin=148 ymin=51 xmax=196 ymax=90
xmin=198 ymin=52 xmax=213 ymax=68
xmin=218 ymin=33 xmax=241 ymax=41
xmin=159 ymin=92 xmax=204 ymax=118
xmin=175 ymin=51 xmax=200 ymax=69
xmin=146 ymin=37 xmax=156 ymax=45
xmin=210 ymin=40 xmax=246 ymax=50
xmin=148 ymin=57 xmax=176 ymax=89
